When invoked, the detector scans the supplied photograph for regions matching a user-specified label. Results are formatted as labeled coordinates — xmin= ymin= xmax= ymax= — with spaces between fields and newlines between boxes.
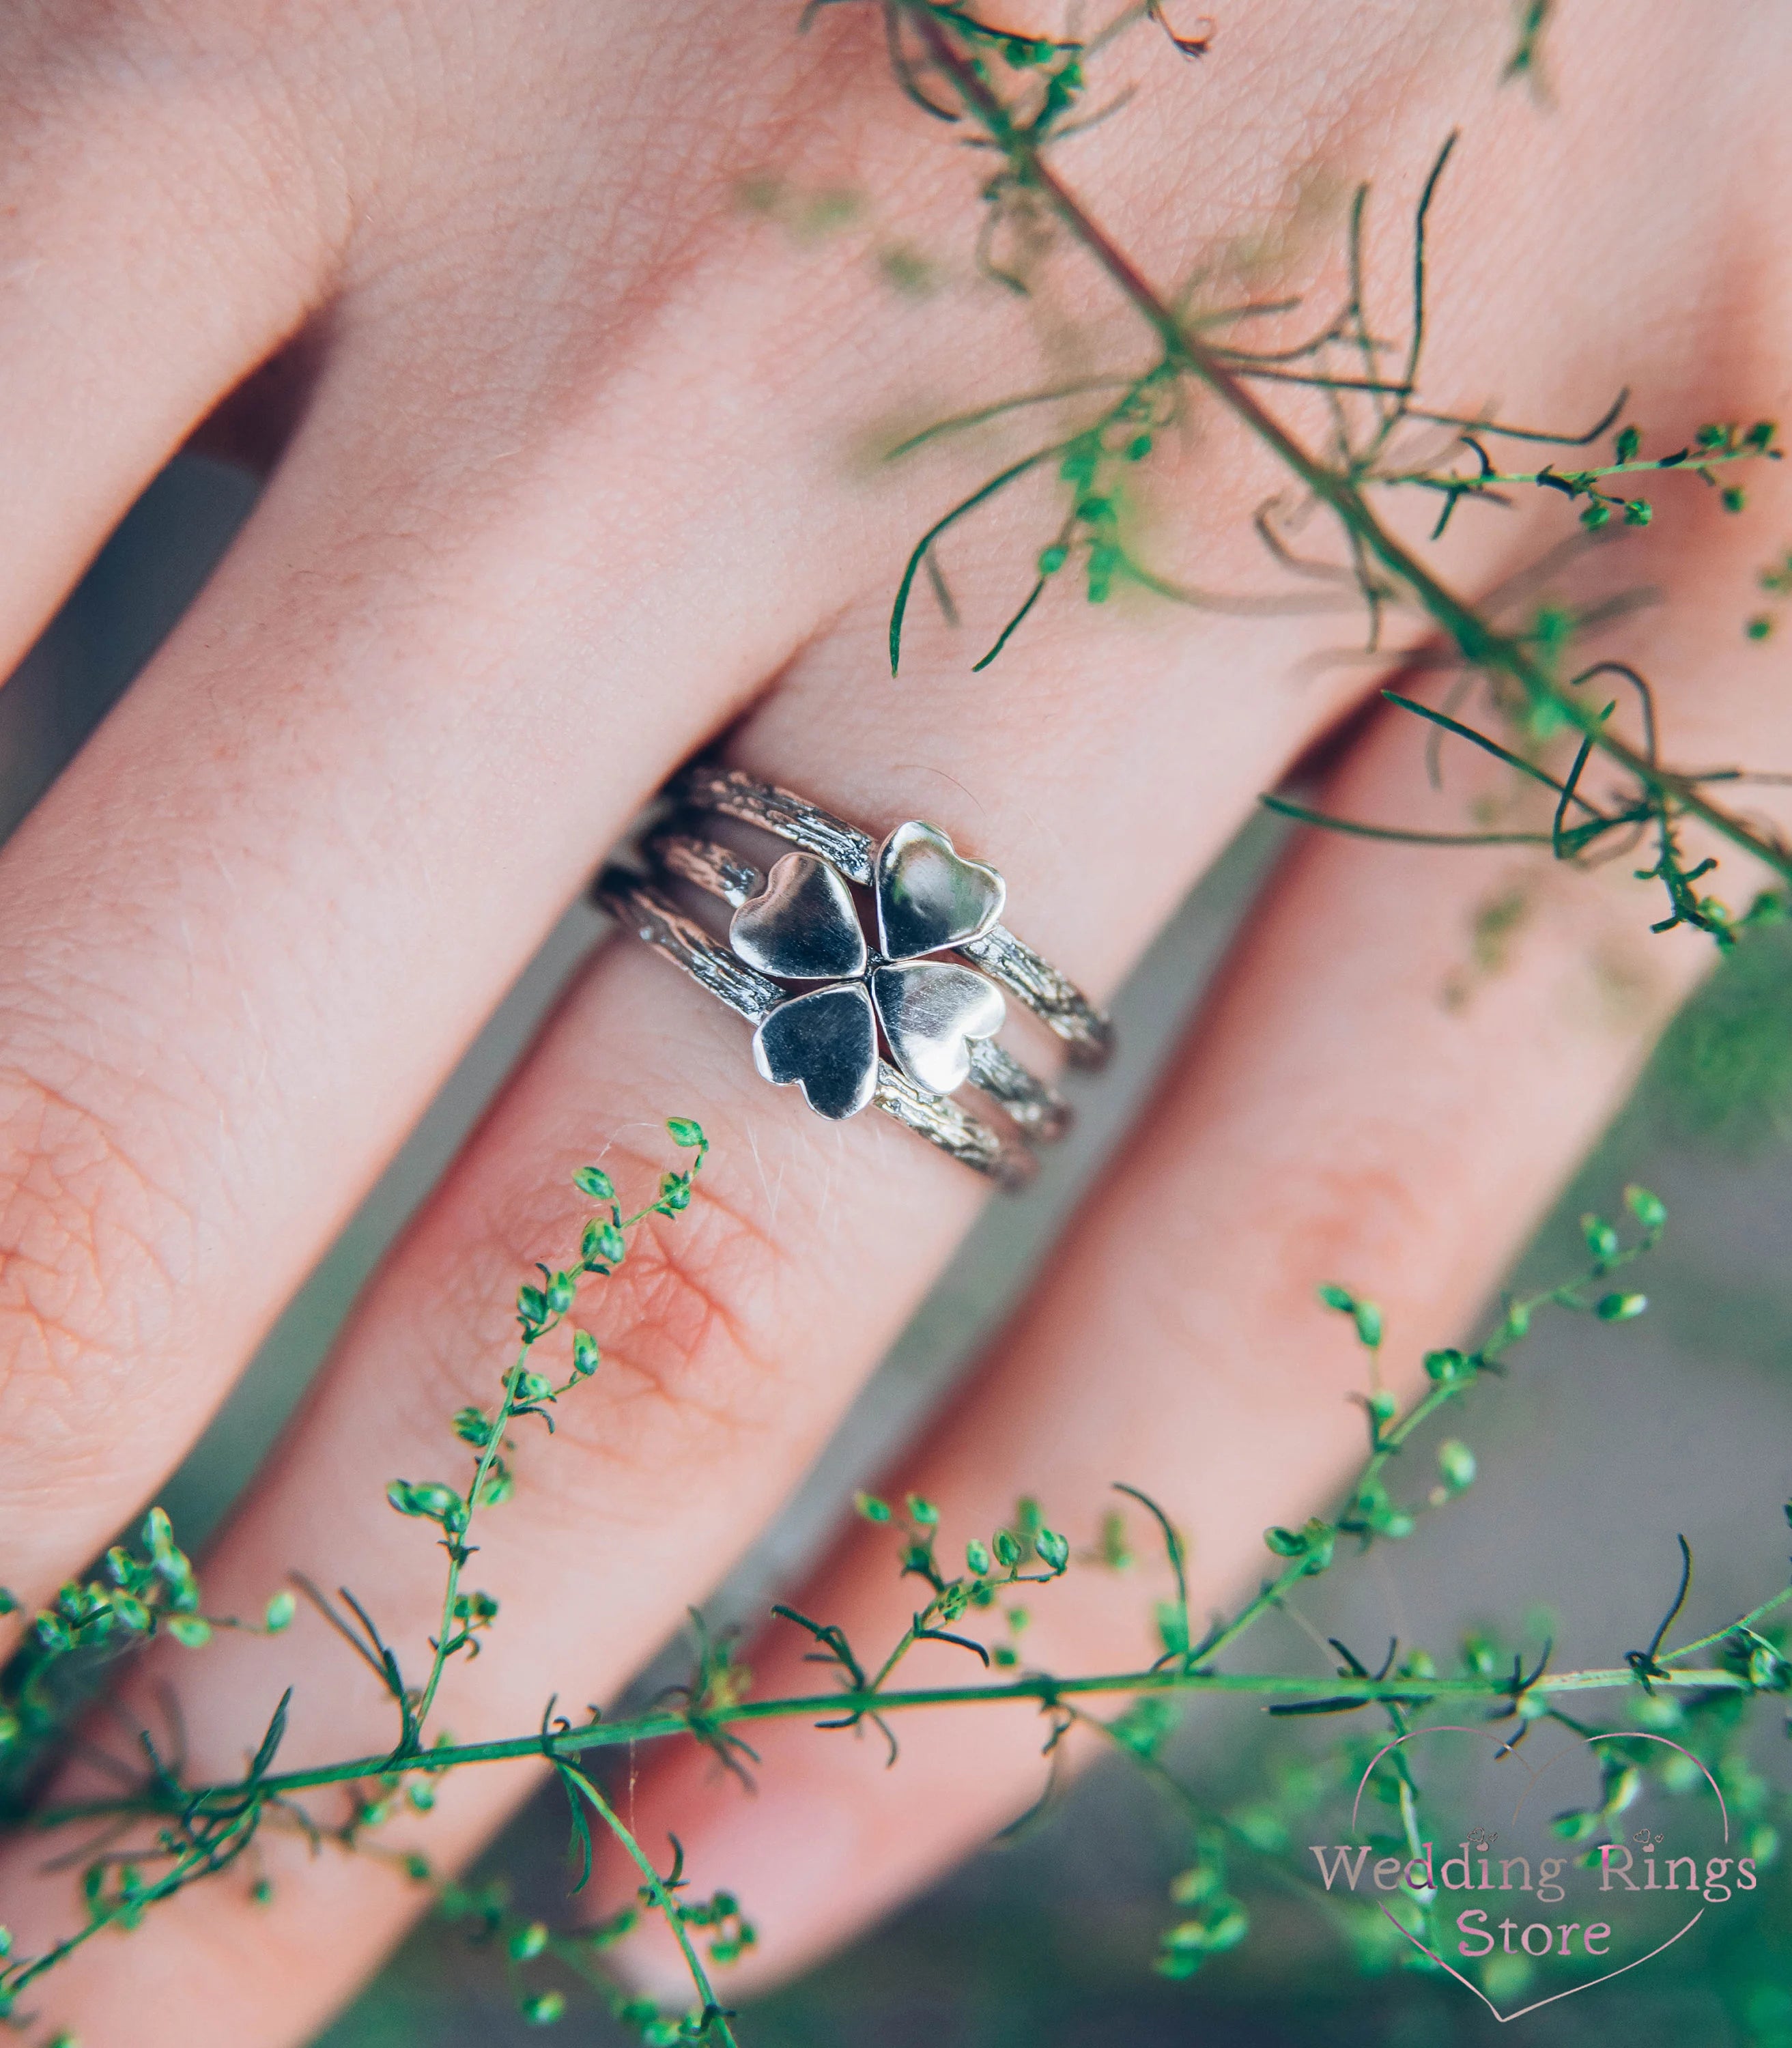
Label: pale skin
xmin=0 ymin=0 xmax=1786 ymax=2037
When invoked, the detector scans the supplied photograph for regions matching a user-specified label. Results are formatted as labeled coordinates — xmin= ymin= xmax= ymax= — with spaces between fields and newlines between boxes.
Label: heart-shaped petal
xmin=752 ymin=982 xmax=879 ymax=1120
xmin=871 ymin=961 xmax=1006 ymax=1097
xmin=874 ymin=821 xmax=1006 ymax=962
xmin=731 ymin=852 xmax=868 ymax=982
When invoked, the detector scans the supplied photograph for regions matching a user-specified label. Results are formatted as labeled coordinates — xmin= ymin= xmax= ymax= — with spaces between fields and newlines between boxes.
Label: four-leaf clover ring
xmin=595 ymin=766 xmax=1112 ymax=1189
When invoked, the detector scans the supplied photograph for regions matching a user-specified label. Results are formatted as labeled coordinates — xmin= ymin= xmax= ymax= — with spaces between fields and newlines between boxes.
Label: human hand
xmin=0 ymin=1 xmax=1785 ymax=2038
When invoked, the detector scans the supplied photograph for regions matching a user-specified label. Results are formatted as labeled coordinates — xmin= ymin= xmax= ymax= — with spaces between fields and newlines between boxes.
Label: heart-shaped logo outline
xmin=1348 ymin=1725 xmax=1729 ymax=2023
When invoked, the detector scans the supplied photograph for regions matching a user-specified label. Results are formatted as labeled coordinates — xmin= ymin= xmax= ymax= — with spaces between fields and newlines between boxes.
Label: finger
xmin=0 ymin=498 xmax=1395 ymax=2042
xmin=612 ymin=635 xmax=1789 ymax=1989
xmin=0 ymin=0 xmax=1124 ymax=1608
xmin=0 ymin=11 xmax=350 ymax=663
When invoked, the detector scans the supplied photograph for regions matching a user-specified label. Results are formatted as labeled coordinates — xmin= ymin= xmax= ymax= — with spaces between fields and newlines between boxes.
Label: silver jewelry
xmin=595 ymin=767 xmax=1111 ymax=1187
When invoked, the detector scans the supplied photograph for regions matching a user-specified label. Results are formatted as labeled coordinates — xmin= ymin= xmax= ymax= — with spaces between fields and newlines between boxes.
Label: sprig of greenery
xmin=13 ymin=1146 xmax=1792 ymax=2036
xmin=878 ymin=2 xmax=1790 ymax=947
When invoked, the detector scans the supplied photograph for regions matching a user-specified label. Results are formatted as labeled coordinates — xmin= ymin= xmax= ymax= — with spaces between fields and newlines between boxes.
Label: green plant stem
xmin=901 ymin=5 xmax=1792 ymax=892
xmin=560 ymin=1765 xmax=741 ymax=2048
xmin=413 ymin=1189 xmax=679 ymax=1738
xmin=31 ymin=1653 xmax=1767 ymax=1830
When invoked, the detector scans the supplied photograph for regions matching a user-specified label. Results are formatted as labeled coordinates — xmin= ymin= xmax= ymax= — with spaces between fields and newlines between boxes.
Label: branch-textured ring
xmin=595 ymin=766 xmax=1112 ymax=1189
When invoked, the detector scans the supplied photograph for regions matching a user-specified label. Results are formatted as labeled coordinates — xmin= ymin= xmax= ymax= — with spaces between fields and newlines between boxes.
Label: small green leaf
xmin=167 ymin=1616 xmax=212 ymax=1649
xmin=573 ymin=1165 xmax=615 ymax=1201
xmin=572 ymin=1330 xmax=600 ymax=1377
xmin=264 ymin=1591 xmax=296 ymax=1634
xmin=855 ymin=1492 xmax=892 ymax=1524
xmin=666 ymin=1117 xmax=706 ymax=1148
xmin=965 ymin=1539 xmax=991 ymax=1576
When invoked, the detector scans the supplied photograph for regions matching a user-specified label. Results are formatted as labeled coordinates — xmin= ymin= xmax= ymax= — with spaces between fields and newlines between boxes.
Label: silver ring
xmin=595 ymin=767 xmax=1112 ymax=1189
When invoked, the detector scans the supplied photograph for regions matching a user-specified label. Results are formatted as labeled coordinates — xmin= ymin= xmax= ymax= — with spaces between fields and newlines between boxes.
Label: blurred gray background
xmin=9 ymin=455 xmax=1792 ymax=2047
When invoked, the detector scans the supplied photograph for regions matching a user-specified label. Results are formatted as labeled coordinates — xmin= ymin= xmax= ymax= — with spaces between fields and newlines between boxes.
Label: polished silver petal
xmin=752 ymin=982 xmax=879 ymax=1120
xmin=730 ymin=851 xmax=868 ymax=981
xmin=870 ymin=961 xmax=1006 ymax=1098
xmin=874 ymin=820 xmax=1006 ymax=963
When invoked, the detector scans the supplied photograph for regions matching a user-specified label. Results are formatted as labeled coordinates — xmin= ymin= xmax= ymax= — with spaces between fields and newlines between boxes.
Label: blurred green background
xmin=9 ymin=455 xmax=1791 ymax=2045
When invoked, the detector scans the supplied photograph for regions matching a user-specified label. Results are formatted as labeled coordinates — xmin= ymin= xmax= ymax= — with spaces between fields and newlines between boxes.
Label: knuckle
xmin=412 ymin=1145 xmax=795 ymax=1496
xmin=0 ymin=1056 xmax=190 ymax=1462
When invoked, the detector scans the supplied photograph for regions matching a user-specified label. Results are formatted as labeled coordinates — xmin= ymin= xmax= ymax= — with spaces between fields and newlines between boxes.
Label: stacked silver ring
xmin=595 ymin=765 xmax=1111 ymax=1189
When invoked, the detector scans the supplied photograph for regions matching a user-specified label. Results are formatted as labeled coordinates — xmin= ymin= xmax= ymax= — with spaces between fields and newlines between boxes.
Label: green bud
xmin=516 ymin=1283 xmax=547 ymax=1326
xmin=1317 ymin=1283 xmax=1354 ymax=1313
xmin=573 ymin=1165 xmax=615 ymax=1201
xmin=514 ymin=1369 xmax=554 ymax=1404
xmin=1623 ymin=497 xmax=1652 ymax=526
xmin=264 ymin=1591 xmax=296 ymax=1634
xmin=572 ymin=1330 xmax=600 ymax=1377
xmin=666 ymin=1117 xmax=706 ymax=1148
xmin=1580 ymin=500 xmax=1612 ymax=530
xmin=509 ymin=1921 xmax=550 ymax=1961
xmin=545 ymin=1273 xmax=575 ymax=1315
xmin=1126 ymin=433 xmax=1152 ymax=461
xmin=1038 ymin=544 xmax=1068 ymax=575
xmin=965 ymin=1539 xmax=991 ymax=1576
xmin=110 ymin=1593 xmax=150 ymax=1632
xmin=1367 ymin=1389 xmax=1397 ymax=1423
xmin=387 ymin=1479 xmax=464 ymax=1523
xmin=1423 ymin=1348 xmax=1470 ymax=1384
xmin=1723 ymin=486 xmax=1748 ymax=513
xmin=1352 ymin=1300 xmax=1383 ymax=1349
xmin=1595 ymin=1291 xmax=1647 ymax=1321
xmin=1613 ymin=425 xmax=1640 ymax=463
xmin=167 ymin=1616 xmax=212 ymax=1649
xmin=1748 ymin=615 xmax=1775 ymax=641
xmin=854 ymin=1492 xmax=892 ymax=1524
xmin=1035 ymin=1528 xmax=1070 ymax=1573
xmin=521 ymin=1991 xmax=566 ymax=2025
xmin=1437 ymin=1439 xmax=1477 ymax=1492
xmin=906 ymin=1494 xmax=939 ymax=1526
xmin=453 ymin=1406 xmax=496 ymax=1447
xmin=993 ymin=1528 xmax=1023 ymax=1568
xmin=597 ymin=1222 xmax=626 ymax=1263
xmin=144 ymin=1505 xmax=180 ymax=1569
xmin=1264 ymin=1525 xmax=1305 ymax=1558
xmin=1581 ymin=1212 xmax=1619 ymax=1262
xmin=1623 ymin=1184 xmax=1666 ymax=1232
